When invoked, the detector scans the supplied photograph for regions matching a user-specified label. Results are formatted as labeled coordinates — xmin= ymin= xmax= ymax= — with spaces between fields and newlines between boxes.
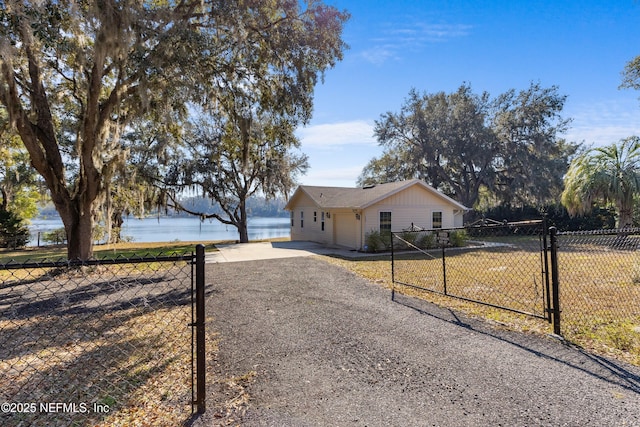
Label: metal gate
xmin=391 ymin=220 xmax=551 ymax=321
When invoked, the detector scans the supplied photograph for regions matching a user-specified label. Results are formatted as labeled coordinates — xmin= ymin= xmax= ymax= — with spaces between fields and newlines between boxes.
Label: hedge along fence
xmin=366 ymin=226 xmax=467 ymax=253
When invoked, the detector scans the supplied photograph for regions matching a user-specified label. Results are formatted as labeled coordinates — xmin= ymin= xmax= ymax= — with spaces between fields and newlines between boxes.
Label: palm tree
xmin=561 ymin=137 xmax=640 ymax=228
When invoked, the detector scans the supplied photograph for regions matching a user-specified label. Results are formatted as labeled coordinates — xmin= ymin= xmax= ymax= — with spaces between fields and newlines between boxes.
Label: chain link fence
xmin=556 ymin=228 xmax=640 ymax=353
xmin=392 ymin=221 xmax=549 ymax=320
xmin=0 ymin=252 xmax=200 ymax=427
xmin=392 ymin=221 xmax=640 ymax=359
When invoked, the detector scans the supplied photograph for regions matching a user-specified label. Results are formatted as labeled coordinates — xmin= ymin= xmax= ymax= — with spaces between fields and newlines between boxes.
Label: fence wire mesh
xmin=392 ymin=221 xmax=640 ymax=359
xmin=556 ymin=229 xmax=640 ymax=352
xmin=0 ymin=254 xmax=195 ymax=427
xmin=392 ymin=222 xmax=549 ymax=320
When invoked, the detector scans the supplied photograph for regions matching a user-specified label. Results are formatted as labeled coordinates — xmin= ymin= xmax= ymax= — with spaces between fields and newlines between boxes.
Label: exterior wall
xmin=362 ymin=185 xmax=459 ymax=238
xmin=332 ymin=209 xmax=362 ymax=249
xmin=453 ymin=210 xmax=465 ymax=228
xmin=289 ymin=193 xmax=333 ymax=245
xmin=289 ymin=183 xmax=466 ymax=250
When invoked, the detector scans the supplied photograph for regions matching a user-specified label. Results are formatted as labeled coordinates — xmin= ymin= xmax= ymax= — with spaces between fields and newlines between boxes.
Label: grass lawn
xmin=0 ymin=240 xmax=223 ymax=264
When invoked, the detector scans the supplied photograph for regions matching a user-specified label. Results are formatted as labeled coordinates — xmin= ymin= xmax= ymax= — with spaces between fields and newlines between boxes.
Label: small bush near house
xmin=395 ymin=231 xmax=418 ymax=250
xmin=364 ymin=230 xmax=383 ymax=252
xmin=365 ymin=229 xmax=392 ymax=252
xmin=416 ymin=232 xmax=436 ymax=249
xmin=0 ymin=209 xmax=30 ymax=249
xmin=449 ymin=230 xmax=468 ymax=247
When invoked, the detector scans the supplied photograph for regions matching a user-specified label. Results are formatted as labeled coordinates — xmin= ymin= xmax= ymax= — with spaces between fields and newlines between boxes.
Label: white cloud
xmin=387 ymin=23 xmax=473 ymax=42
xmin=359 ymin=21 xmax=472 ymax=65
xmin=565 ymin=99 xmax=640 ymax=146
xmin=360 ymin=47 xmax=397 ymax=65
xmin=297 ymin=120 xmax=377 ymax=149
xmin=300 ymin=165 xmax=366 ymax=187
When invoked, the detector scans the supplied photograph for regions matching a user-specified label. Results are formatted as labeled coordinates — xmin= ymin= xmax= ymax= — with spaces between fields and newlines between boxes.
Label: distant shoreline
xmin=28 ymin=216 xmax=291 ymax=245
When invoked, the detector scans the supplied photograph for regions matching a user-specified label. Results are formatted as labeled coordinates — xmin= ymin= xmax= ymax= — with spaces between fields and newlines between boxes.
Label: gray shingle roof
xmin=285 ymin=179 xmax=468 ymax=210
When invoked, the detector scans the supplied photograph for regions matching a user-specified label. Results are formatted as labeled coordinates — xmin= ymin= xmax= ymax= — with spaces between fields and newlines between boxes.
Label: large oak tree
xmin=165 ymin=108 xmax=308 ymax=243
xmin=359 ymin=83 xmax=576 ymax=209
xmin=0 ymin=0 xmax=348 ymax=259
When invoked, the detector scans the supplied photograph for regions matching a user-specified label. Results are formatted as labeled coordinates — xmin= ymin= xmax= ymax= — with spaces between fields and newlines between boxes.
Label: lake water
xmin=29 ymin=216 xmax=291 ymax=245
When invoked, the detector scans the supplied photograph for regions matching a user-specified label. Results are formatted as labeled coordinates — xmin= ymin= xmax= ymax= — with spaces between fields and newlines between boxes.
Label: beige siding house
xmin=284 ymin=179 xmax=469 ymax=250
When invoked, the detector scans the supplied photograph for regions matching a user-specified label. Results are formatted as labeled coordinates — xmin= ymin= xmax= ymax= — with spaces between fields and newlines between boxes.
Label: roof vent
xmin=363 ymin=184 xmax=376 ymax=189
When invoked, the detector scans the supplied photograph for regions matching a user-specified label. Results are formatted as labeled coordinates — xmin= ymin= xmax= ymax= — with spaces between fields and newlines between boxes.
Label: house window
xmin=432 ymin=211 xmax=443 ymax=229
xmin=321 ymin=212 xmax=325 ymax=231
xmin=301 ymin=211 xmax=304 ymax=228
xmin=290 ymin=211 xmax=294 ymax=227
xmin=314 ymin=211 xmax=317 ymax=222
xmin=380 ymin=211 xmax=392 ymax=235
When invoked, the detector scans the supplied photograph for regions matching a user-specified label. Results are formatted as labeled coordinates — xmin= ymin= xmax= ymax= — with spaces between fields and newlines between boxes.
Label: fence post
xmin=391 ymin=232 xmax=395 ymax=300
xmin=442 ymin=242 xmax=447 ymax=296
xmin=195 ymin=244 xmax=206 ymax=414
xmin=542 ymin=218 xmax=552 ymax=323
xmin=549 ymin=227 xmax=561 ymax=336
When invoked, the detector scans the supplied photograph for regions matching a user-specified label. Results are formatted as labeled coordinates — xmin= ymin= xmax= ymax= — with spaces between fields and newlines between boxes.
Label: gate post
xmin=195 ymin=244 xmax=206 ymax=413
xmin=542 ymin=218 xmax=552 ymax=323
xmin=391 ymin=232 xmax=395 ymax=300
xmin=442 ymin=243 xmax=447 ymax=296
xmin=549 ymin=227 xmax=561 ymax=336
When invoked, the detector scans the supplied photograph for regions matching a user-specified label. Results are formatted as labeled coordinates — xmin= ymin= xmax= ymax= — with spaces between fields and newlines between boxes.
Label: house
xmin=284 ymin=179 xmax=469 ymax=250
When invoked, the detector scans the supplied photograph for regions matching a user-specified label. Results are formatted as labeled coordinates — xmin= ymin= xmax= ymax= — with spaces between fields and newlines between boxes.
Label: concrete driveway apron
xmin=206 ymin=241 xmax=358 ymax=263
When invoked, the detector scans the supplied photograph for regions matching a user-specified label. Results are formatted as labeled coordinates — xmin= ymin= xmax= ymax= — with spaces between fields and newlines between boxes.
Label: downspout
xmin=357 ymin=209 xmax=364 ymax=251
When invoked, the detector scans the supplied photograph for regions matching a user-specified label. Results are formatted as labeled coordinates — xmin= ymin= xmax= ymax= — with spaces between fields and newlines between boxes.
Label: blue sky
xmin=296 ymin=0 xmax=640 ymax=187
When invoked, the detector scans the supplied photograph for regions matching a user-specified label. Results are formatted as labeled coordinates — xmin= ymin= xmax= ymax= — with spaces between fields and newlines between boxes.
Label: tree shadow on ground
xmin=392 ymin=291 xmax=640 ymax=395
xmin=0 ymin=261 xmax=214 ymax=426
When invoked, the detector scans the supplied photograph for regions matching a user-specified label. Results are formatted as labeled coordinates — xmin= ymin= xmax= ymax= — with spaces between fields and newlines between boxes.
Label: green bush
xmin=364 ymin=229 xmax=384 ymax=252
xmin=449 ymin=230 xmax=468 ymax=247
xmin=395 ymin=231 xmax=418 ymax=250
xmin=416 ymin=232 xmax=436 ymax=249
xmin=364 ymin=229 xmax=393 ymax=252
xmin=0 ymin=209 xmax=30 ymax=249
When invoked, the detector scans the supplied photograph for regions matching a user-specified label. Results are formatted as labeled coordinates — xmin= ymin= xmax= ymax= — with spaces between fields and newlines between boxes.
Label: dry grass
xmin=0 ymin=259 xmax=211 ymax=426
xmin=556 ymin=249 xmax=640 ymax=365
xmin=322 ymin=244 xmax=640 ymax=367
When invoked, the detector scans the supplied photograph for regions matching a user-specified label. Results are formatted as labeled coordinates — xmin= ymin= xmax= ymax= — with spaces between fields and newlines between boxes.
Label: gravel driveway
xmin=194 ymin=256 xmax=640 ymax=426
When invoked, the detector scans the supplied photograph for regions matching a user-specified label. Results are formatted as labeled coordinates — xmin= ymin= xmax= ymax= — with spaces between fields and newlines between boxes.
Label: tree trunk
xmin=238 ymin=199 xmax=249 ymax=243
xmin=238 ymin=222 xmax=249 ymax=243
xmin=111 ymin=210 xmax=124 ymax=243
xmin=0 ymin=188 xmax=7 ymax=211
xmin=60 ymin=201 xmax=95 ymax=260
xmin=618 ymin=200 xmax=633 ymax=229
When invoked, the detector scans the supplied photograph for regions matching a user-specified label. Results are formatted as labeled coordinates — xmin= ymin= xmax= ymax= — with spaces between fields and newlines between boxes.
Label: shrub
xmin=0 ymin=209 xmax=30 ymax=249
xmin=395 ymin=231 xmax=418 ymax=250
xmin=449 ymin=230 xmax=468 ymax=247
xmin=364 ymin=229 xmax=393 ymax=252
xmin=364 ymin=230 xmax=384 ymax=252
xmin=415 ymin=232 xmax=435 ymax=249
